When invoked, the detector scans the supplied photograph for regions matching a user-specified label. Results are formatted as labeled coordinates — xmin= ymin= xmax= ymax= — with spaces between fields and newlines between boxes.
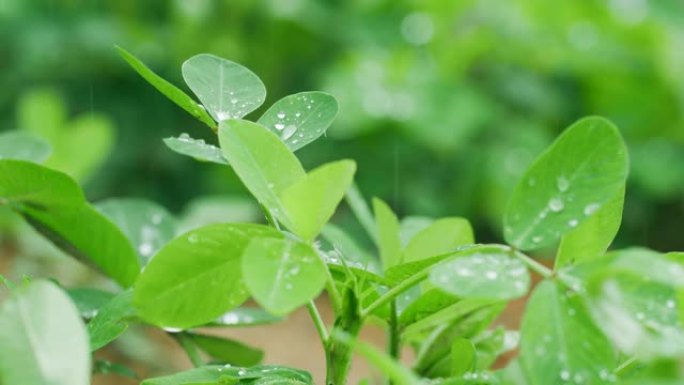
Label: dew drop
xmin=282 ymin=125 xmax=297 ymax=140
xmin=549 ymin=198 xmax=564 ymax=212
xmin=560 ymin=370 xmax=571 ymax=381
xmin=138 ymin=243 xmax=154 ymax=256
xmin=277 ymin=111 xmax=286 ymax=119
xmin=275 ymin=123 xmax=285 ymax=130
xmin=568 ymin=219 xmax=579 ymax=227
xmin=557 ymin=176 xmax=570 ymax=192
xmin=584 ymin=203 xmax=600 ymax=216
xmin=532 ymin=235 xmax=543 ymax=244
xmin=666 ymin=299 xmax=676 ymax=309
xmin=485 ymin=271 xmax=498 ymax=280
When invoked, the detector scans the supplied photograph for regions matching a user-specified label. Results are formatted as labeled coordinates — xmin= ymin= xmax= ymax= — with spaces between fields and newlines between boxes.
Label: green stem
xmin=388 ymin=300 xmax=400 ymax=385
xmin=361 ymin=268 xmax=430 ymax=319
xmin=510 ymin=249 xmax=553 ymax=279
xmin=172 ymin=332 xmax=203 ymax=368
xmin=306 ymin=300 xmax=329 ymax=346
xmin=614 ymin=356 xmax=638 ymax=376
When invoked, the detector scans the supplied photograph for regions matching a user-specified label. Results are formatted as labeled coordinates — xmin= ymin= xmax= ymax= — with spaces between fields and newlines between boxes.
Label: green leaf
xmin=141 ymin=365 xmax=312 ymax=385
xmin=163 ymin=134 xmax=228 ymax=165
xmin=182 ymin=54 xmax=266 ymax=122
xmin=116 ymin=46 xmax=216 ymax=129
xmin=17 ymin=89 xmax=65 ymax=139
xmin=97 ymin=198 xmax=177 ymax=266
xmin=556 ymin=187 xmax=625 ymax=269
xmin=22 ymin=204 xmax=140 ymax=287
xmin=0 ymin=280 xmax=90 ymax=385
xmin=219 ymin=119 xmax=305 ymax=227
xmin=451 ymin=337 xmax=477 ymax=376
xmin=134 ymin=224 xmax=280 ymax=328
xmin=88 ymin=290 xmax=134 ymax=351
xmin=504 ymin=117 xmax=628 ymax=250
xmin=398 ymin=288 xmax=460 ymax=326
xmin=403 ymin=217 xmax=474 ymax=262
xmin=520 ymin=280 xmax=616 ymax=385
xmin=93 ymin=360 xmax=137 ymax=379
xmin=66 ymin=287 xmax=116 ymax=319
xmin=0 ymin=130 xmax=51 ymax=163
xmin=0 ymin=159 xmax=84 ymax=207
xmin=373 ymin=198 xmax=402 ymax=270
xmin=257 ymin=92 xmax=338 ymax=151
xmin=209 ymin=307 xmax=283 ymax=327
xmin=242 ymin=237 xmax=327 ymax=315
xmin=344 ymin=183 xmax=378 ymax=243
xmin=321 ymin=223 xmax=382 ymax=274
xmin=189 ymin=333 xmax=264 ymax=366
xmin=280 ymin=160 xmax=356 ymax=241
xmin=430 ymin=251 xmax=530 ymax=301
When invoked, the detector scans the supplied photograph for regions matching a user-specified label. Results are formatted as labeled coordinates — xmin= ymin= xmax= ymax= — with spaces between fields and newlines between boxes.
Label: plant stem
xmin=306 ymin=300 xmax=329 ymax=346
xmin=387 ymin=300 xmax=400 ymax=385
xmin=510 ymin=249 xmax=553 ymax=279
xmin=614 ymin=356 xmax=638 ymax=376
xmin=362 ymin=269 xmax=430 ymax=319
xmin=172 ymin=332 xmax=203 ymax=368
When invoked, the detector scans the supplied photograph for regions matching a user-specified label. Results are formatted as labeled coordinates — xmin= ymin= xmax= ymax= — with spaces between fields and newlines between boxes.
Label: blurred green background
xmin=2 ymin=0 xmax=684 ymax=253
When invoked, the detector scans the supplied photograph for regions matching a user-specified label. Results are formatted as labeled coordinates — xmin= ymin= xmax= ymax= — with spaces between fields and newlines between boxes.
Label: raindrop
xmin=584 ymin=203 xmax=600 ymax=216
xmin=230 ymin=97 xmax=238 ymax=104
xmin=532 ymin=236 xmax=543 ymax=244
xmin=549 ymin=198 xmax=564 ymax=212
xmin=557 ymin=176 xmax=570 ymax=192
xmin=485 ymin=271 xmax=498 ymax=280
xmin=666 ymin=299 xmax=676 ymax=309
xmin=295 ymin=112 xmax=301 ymax=118
xmin=188 ymin=233 xmax=200 ymax=244
xmin=179 ymin=132 xmax=191 ymax=140
xmin=275 ymin=123 xmax=285 ymax=130
xmin=282 ymin=125 xmax=297 ymax=140
xmin=138 ymin=243 xmax=154 ymax=256
xmin=560 ymin=370 xmax=571 ymax=381
xmin=568 ymin=219 xmax=579 ymax=227
xmin=277 ymin=111 xmax=286 ymax=119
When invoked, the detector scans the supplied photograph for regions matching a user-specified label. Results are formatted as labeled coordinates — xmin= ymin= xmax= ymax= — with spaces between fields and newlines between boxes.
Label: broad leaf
xmin=22 ymin=204 xmax=140 ymax=287
xmin=189 ymin=333 xmax=264 ymax=366
xmin=88 ymin=290 xmax=135 ymax=351
xmin=520 ymin=280 xmax=616 ymax=385
xmin=97 ymin=198 xmax=176 ymax=266
xmin=141 ymin=365 xmax=312 ymax=385
xmin=504 ymin=117 xmax=628 ymax=250
xmin=182 ymin=54 xmax=266 ymax=121
xmin=0 ymin=280 xmax=90 ymax=385
xmin=116 ymin=46 xmax=216 ymax=129
xmin=0 ymin=159 xmax=84 ymax=207
xmin=134 ymin=224 xmax=280 ymax=328
xmin=403 ymin=217 xmax=474 ymax=262
xmin=373 ymin=198 xmax=402 ymax=270
xmin=242 ymin=237 xmax=327 ymax=315
xmin=280 ymin=160 xmax=356 ymax=241
xmin=451 ymin=337 xmax=477 ymax=376
xmin=556 ymin=187 xmax=625 ymax=269
xmin=209 ymin=307 xmax=283 ymax=327
xmin=430 ymin=251 xmax=530 ymax=301
xmin=163 ymin=134 xmax=228 ymax=165
xmin=321 ymin=223 xmax=381 ymax=274
xmin=0 ymin=130 xmax=51 ymax=163
xmin=257 ymin=92 xmax=338 ymax=151
xmin=219 ymin=119 xmax=305 ymax=227
xmin=66 ymin=287 xmax=116 ymax=319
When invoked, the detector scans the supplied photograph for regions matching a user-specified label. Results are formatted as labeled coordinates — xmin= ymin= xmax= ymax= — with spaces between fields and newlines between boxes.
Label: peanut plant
xmin=0 ymin=48 xmax=682 ymax=385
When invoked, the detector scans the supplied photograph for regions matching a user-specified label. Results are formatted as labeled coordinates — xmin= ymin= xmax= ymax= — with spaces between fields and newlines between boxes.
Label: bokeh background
xmin=1 ymin=0 xmax=684 ymax=383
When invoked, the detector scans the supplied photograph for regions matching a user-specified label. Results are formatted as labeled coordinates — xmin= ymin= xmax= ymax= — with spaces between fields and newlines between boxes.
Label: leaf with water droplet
xmin=520 ymin=280 xmax=616 ymax=385
xmin=242 ymin=237 xmax=327 ymax=316
xmin=280 ymin=160 xmax=356 ymax=241
xmin=429 ymin=251 xmax=530 ymax=300
xmin=134 ymin=224 xmax=281 ymax=328
xmin=116 ymin=46 xmax=216 ymax=130
xmin=140 ymin=365 xmax=312 ymax=385
xmin=188 ymin=333 xmax=264 ymax=367
xmin=87 ymin=290 xmax=135 ymax=351
xmin=163 ymin=135 xmax=228 ymax=165
xmin=182 ymin=54 xmax=266 ymax=122
xmin=504 ymin=117 xmax=628 ymax=250
xmin=96 ymin=198 xmax=176 ymax=267
xmin=0 ymin=130 xmax=51 ymax=163
xmin=556 ymin=187 xmax=625 ymax=269
xmin=0 ymin=280 xmax=91 ymax=385
xmin=257 ymin=92 xmax=338 ymax=151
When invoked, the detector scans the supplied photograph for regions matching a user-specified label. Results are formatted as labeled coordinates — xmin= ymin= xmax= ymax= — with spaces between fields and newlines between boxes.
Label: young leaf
xmin=219 ymin=119 xmax=305 ymax=227
xmin=321 ymin=223 xmax=382 ymax=274
xmin=403 ymin=217 xmax=474 ymax=262
xmin=520 ymin=280 xmax=616 ymax=385
xmin=0 ymin=280 xmax=90 ymax=385
xmin=555 ymin=187 xmax=625 ymax=269
xmin=280 ymin=159 xmax=356 ymax=241
xmin=134 ymin=224 xmax=280 ymax=328
xmin=22 ymin=204 xmax=140 ymax=287
xmin=451 ymin=337 xmax=477 ymax=376
xmin=97 ymin=198 xmax=177 ymax=266
xmin=116 ymin=46 xmax=216 ymax=129
xmin=345 ymin=183 xmax=378 ymax=243
xmin=182 ymin=54 xmax=266 ymax=121
xmin=88 ymin=290 xmax=135 ymax=351
xmin=242 ymin=237 xmax=327 ymax=315
xmin=188 ymin=333 xmax=264 ymax=366
xmin=430 ymin=251 xmax=530 ymax=301
xmin=0 ymin=130 xmax=51 ymax=163
xmin=373 ymin=198 xmax=402 ymax=270
xmin=0 ymin=159 xmax=84 ymax=207
xmin=504 ymin=117 xmax=628 ymax=250
xmin=257 ymin=91 xmax=338 ymax=151
xmin=163 ymin=134 xmax=228 ymax=165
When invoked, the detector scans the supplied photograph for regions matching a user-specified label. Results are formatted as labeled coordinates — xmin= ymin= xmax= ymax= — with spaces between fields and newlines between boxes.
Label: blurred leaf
xmin=321 ymin=223 xmax=381 ymax=273
xmin=134 ymin=224 xmax=280 ymax=328
xmin=97 ymin=198 xmax=177 ymax=266
xmin=66 ymin=287 xmax=115 ymax=319
xmin=242 ymin=237 xmax=326 ymax=315
xmin=219 ymin=119 xmax=305 ymax=228
xmin=0 ymin=280 xmax=90 ymax=385
xmin=163 ymin=135 xmax=228 ymax=165
xmin=17 ymin=89 xmax=65 ymax=139
xmin=93 ymin=360 xmax=137 ymax=379
xmin=189 ymin=333 xmax=263 ymax=367
xmin=556 ymin=187 xmax=625 ymax=269
xmin=430 ymin=251 xmax=530 ymax=301
xmin=88 ymin=290 xmax=134 ymax=351
xmin=257 ymin=91 xmax=338 ymax=151
xmin=0 ymin=159 xmax=84 ymax=206
xmin=116 ymin=46 xmax=216 ymax=130
xmin=182 ymin=54 xmax=266 ymax=122
xmin=0 ymin=130 xmax=51 ymax=163
xmin=403 ymin=217 xmax=474 ymax=262
xmin=373 ymin=198 xmax=401 ymax=270
xmin=281 ymin=160 xmax=356 ymax=241
xmin=451 ymin=338 xmax=477 ymax=377
xmin=504 ymin=117 xmax=628 ymax=250
xmin=209 ymin=307 xmax=283 ymax=327
xmin=398 ymin=288 xmax=460 ymax=326
xmin=140 ymin=365 xmax=312 ymax=385
xmin=520 ymin=280 xmax=615 ymax=385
